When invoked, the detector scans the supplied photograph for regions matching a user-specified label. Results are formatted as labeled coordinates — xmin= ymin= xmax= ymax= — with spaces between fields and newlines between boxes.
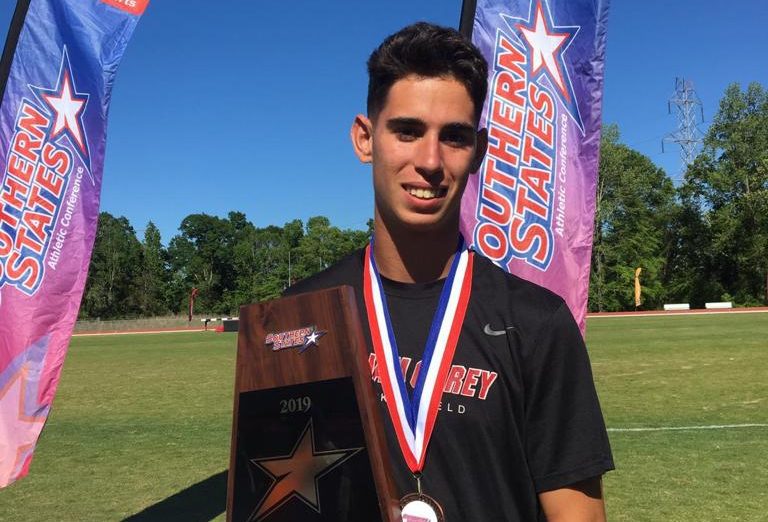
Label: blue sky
xmin=1 ymin=1 xmax=766 ymax=244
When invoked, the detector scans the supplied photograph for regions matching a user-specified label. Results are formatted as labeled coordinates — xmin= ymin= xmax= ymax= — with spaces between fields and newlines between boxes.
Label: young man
xmin=286 ymin=22 xmax=613 ymax=521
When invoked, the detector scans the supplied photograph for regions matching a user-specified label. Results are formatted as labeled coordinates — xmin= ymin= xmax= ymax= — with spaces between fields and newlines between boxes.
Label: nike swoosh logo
xmin=483 ymin=324 xmax=507 ymax=336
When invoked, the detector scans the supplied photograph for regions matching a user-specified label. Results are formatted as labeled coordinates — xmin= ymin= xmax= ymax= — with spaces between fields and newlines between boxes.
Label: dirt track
xmin=72 ymin=307 xmax=768 ymax=336
xmin=588 ymin=307 xmax=768 ymax=318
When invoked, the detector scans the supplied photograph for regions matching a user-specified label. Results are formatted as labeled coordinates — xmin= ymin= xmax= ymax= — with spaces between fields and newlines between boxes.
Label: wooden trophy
xmin=226 ymin=286 xmax=399 ymax=522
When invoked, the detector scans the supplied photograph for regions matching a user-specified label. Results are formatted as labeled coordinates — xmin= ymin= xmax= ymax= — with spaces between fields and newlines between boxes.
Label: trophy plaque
xmin=227 ymin=286 xmax=399 ymax=522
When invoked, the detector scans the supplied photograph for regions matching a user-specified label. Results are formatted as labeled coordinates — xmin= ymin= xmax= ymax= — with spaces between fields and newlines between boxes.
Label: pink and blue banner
xmin=460 ymin=0 xmax=610 ymax=332
xmin=0 ymin=0 xmax=147 ymax=487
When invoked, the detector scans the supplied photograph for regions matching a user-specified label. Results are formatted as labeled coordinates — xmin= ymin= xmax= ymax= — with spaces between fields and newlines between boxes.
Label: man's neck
xmin=372 ymin=217 xmax=461 ymax=284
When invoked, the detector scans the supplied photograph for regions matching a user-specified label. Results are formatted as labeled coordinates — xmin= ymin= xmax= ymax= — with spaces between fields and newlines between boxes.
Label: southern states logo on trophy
xmin=0 ymin=48 xmax=91 ymax=298
xmin=265 ymin=325 xmax=327 ymax=353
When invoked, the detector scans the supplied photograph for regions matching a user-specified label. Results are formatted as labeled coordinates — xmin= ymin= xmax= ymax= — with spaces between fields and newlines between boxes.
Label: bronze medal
xmin=400 ymin=492 xmax=445 ymax=522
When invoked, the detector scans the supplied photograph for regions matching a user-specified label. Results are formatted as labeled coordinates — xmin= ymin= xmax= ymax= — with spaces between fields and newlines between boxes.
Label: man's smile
xmin=404 ymin=184 xmax=447 ymax=200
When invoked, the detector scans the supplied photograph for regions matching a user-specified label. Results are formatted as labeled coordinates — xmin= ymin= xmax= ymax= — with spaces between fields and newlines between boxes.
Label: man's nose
xmin=414 ymin=134 xmax=442 ymax=176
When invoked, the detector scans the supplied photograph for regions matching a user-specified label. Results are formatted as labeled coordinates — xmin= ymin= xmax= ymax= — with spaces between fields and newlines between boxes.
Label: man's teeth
xmin=407 ymin=187 xmax=445 ymax=199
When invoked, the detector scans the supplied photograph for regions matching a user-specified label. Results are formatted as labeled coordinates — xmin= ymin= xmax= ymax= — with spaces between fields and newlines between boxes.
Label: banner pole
xmin=458 ymin=0 xmax=477 ymax=38
xmin=0 ymin=0 xmax=31 ymax=109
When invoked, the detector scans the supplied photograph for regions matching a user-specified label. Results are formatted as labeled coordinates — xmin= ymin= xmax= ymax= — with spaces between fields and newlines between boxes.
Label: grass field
xmin=589 ymin=313 xmax=768 ymax=521
xmin=0 ymin=312 xmax=766 ymax=521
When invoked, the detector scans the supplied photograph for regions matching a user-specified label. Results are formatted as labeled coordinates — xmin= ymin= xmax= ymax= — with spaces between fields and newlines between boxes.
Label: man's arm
xmin=539 ymin=476 xmax=607 ymax=522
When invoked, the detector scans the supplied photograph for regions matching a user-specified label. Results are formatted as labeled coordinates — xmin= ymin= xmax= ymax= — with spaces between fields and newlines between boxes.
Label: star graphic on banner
xmin=517 ymin=2 xmax=572 ymax=99
xmin=43 ymin=70 xmax=88 ymax=152
xmin=300 ymin=327 xmax=326 ymax=353
xmin=249 ymin=419 xmax=360 ymax=521
xmin=0 ymin=366 xmax=46 ymax=487
xmin=515 ymin=1 xmax=576 ymax=101
xmin=503 ymin=0 xmax=583 ymax=131
xmin=34 ymin=48 xmax=90 ymax=159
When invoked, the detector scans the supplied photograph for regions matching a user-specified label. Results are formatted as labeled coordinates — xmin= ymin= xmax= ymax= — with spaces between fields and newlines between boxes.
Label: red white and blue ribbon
xmin=363 ymin=238 xmax=473 ymax=472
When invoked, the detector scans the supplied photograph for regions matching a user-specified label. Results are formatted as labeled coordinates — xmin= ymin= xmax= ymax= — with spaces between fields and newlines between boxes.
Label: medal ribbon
xmin=363 ymin=237 xmax=473 ymax=472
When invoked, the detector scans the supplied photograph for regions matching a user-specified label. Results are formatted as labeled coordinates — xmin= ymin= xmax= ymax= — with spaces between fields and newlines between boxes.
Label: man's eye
xmin=395 ymin=129 xmax=419 ymax=141
xmin=442 ymin=132 xmax=471 ymax=147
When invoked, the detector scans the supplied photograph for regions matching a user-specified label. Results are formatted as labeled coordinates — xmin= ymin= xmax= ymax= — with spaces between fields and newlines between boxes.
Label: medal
xmin=399 ymin=474 xmax=445 ymax=522
xmin=400 ymin=493 xmax=445 ymax=522
xmin=363 ymin=236 xmax=473 ymax=521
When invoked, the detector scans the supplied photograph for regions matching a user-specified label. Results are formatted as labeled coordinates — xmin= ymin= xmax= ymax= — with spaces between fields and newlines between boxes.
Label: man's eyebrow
xmin=385 ymin=117 xmax=425 ymax=129
xmin=441 ymin=122 xmax=476 ymax=133
xmin=385 ymin=118 xmax=476 ymax=133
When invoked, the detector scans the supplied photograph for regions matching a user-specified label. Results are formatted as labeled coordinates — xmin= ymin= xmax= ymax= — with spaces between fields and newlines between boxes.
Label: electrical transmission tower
xmin=662 ymin=77 xmax=704 ymax=182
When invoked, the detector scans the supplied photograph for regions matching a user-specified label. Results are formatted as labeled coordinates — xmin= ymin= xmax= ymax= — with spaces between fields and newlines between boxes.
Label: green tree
xmin=138 ymin=221 xmax=169 ymax=316
xmin=664 ymin=185 xmax=723 ymax=307
xmin=674 ymin=82 xmax=768 ymax=305
xmin=252 ymin=223 xmax=295 ymax=301
xmin=293 ymin=216 xmax=369 ymax=284
xmin=166 ymin=231 xmax=195 ymax=314
xmin=167 ymin=213 xmax=236 ymax=314
xmin=227 ymin=217 xmax=290 ymax=309
xmin=81 ymin=213 xmax=143 ymax=319
xmin=590 ymin=125 xmax=676 ymax=311
xmin=79 ymin=210 xmax=374 ymax=318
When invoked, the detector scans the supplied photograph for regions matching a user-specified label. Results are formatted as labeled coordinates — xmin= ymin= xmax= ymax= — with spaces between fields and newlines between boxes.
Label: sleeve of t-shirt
xmin=523 ymin=301 xmax=614 ymax=493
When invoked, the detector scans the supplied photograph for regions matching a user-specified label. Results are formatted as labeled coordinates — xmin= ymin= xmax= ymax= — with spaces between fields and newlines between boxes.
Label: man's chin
xmin=395 ymin=212 xmax=460 ymax=235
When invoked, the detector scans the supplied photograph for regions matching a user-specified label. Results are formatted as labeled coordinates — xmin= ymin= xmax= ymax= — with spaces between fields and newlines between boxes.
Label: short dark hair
xmin=366 ymin=22 xmax=488 ymax=123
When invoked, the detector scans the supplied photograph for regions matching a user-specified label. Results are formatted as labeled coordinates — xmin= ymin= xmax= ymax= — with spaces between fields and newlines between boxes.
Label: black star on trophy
xmin=248 ymin=419 xmax=359 ymax=521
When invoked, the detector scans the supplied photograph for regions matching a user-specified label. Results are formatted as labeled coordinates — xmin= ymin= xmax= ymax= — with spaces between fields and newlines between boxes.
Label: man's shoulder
xmin=472 ymin=252 xmax=565 ymax=311
xmin=283 ymin=249 xmax=364 ymax=297
xmin=470 ymin=252 xmax=572 ymax=335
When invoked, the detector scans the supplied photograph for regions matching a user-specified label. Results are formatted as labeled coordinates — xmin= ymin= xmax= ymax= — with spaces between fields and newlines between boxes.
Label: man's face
xmin=352 ymin=74 xmax=486 ymax=234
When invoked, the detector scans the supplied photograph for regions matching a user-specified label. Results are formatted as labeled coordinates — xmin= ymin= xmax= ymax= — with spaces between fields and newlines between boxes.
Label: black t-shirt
xmin=285 ymin=249 xmax=614 ymax=521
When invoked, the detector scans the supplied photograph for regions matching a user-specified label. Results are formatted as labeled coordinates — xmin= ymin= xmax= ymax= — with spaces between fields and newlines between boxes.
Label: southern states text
xmin=474 ymin=31 xmax=558 ymax=270
xmin=0 ymin=101 xmax=72 ymax=293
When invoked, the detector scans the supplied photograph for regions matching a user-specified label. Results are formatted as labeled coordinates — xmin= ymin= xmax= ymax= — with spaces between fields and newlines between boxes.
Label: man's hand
xmin=538 ymin=476 xmax=606 ymax=521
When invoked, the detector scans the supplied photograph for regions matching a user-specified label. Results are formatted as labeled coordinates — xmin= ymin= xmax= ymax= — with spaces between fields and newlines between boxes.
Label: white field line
xmin=608 ymin=423 xmax=768 ymax=433
xmin=73 ymin=328 xmax=209 ymax=337
xmin=588 ymin=309 xmax=768 ymax=319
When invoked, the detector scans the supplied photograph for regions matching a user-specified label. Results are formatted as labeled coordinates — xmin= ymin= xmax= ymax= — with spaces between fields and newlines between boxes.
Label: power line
xmin=662 ymin=77 xmax=705 ymax=182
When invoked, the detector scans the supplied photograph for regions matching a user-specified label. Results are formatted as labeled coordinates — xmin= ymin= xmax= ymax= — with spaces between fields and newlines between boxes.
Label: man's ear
xmin=470 ymin=128 xmax=488 ymax=173
xmin=350 ymin=114 xmax=373 ymax=164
